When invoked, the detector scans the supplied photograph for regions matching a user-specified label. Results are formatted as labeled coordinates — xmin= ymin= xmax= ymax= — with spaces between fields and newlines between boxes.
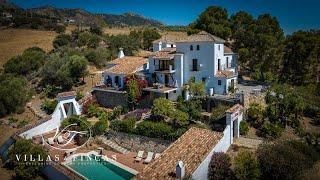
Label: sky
xmin=11 ymin=0 xmax=320 ymax=34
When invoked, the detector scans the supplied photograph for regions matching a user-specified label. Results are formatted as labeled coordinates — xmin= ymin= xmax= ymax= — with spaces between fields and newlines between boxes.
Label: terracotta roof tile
xmin=226 ymin=104 xmax=244 ymax=113
xmin=57 ymin=91 xmax=76 ymax=99
xmin=215 ymin=70 xmax=235 ymax=78
xmin=177 ymin=31 xmax=225 ymax=43
xmin=152 ymin=48 xmax=176 ymax=59
xmin=136 ymin=127 xmax=222 ymax=179
xmin=104 ymin=56 xmax=148 ymax=75
xmin=224 ymin=46 xmax=233 ymax=54
xmin=153 ymin=33 xmax=188 ymax=44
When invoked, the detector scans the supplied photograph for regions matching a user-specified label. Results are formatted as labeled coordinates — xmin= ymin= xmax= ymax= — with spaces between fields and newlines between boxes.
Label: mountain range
xmin=0 ymin=0 xmax=164 ymax=27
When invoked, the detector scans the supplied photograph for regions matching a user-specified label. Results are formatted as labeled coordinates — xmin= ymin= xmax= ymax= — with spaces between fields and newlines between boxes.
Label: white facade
xmin=149 ymin=31 xmax=238 ymax=96
xmin=192 ymin=105 xmax=243 ymax=180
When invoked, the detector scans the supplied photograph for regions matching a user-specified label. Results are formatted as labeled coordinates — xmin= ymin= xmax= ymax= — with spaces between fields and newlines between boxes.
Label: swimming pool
xmin=64 ymin=152 xmax=136 ymax=180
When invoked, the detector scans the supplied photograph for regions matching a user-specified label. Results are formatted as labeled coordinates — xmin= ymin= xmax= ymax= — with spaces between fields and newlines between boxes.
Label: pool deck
xmin=33 ymin=131 xmax=148 ymax=174
xmin=103 ymin=150 xmax=146 ymax=172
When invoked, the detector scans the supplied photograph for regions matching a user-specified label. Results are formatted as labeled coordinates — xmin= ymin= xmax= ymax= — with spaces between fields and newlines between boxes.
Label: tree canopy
xmin=0 ymin=74 xmax=30 ymax=117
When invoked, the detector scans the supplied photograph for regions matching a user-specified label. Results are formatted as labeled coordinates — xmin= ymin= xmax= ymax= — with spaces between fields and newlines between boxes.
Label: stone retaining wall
xmin=107 ymin=131 xmax=171 ymax=153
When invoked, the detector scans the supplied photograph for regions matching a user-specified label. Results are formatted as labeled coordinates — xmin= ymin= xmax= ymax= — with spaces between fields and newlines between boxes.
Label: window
xmin=226 ymin=57 xmax=229 ymax=68
xmin=202 ymin=77 xmax=206 ymax=82
xmin=171 ymin=44 xmax=174 ymax=48
xmin=218 ymin=80 xmax=222 ymax=85
xmin=218 ymin=59 xmax=221 ymax=70
xmin=154 ymin=59 xmax=156 ymax=65
xmin=190 ymin=45 xmax=193 ymax=51
xmin=196 ymin=45 xmax=200 ymax=50
xmin=159 ymin=60 xmax=170 ymax=70
xmin=192 ymin=59 xmax=198 ymax=71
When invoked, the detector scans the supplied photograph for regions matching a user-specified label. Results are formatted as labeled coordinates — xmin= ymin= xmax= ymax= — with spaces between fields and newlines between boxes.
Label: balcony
xmin=155 ymin=65 xmax=176 ymax=73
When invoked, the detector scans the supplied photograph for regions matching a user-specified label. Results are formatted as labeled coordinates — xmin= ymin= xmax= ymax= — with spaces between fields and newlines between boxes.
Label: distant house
xmin=2 ymin=12 xmax=13 ymax=18
xmin=147 ymin=31 xmax=238 ymax=100
xmin=64 ymin=19 xmax=75 ymax=24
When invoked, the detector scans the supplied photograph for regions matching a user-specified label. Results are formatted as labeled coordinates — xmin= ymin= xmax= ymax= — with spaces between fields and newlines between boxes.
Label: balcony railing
xmin=155 ymin=65 xmax=175 ymax=73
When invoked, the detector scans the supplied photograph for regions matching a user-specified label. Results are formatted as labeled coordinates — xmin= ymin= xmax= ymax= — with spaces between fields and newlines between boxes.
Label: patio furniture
xmin=47 ymin=137 xmax=54 ymax=145
xmin=135 ymin=151 xmax=144 ymax=162
xmin=144 ymin=152 xmax=154 ymax=164
xmin=57 ymin=136 xmax=64 ymax=144
xmin=154 ymin=153 xmax=161 ymax=159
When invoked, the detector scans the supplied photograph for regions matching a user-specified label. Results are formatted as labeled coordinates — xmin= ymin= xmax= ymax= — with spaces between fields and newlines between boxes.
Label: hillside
xmin=28 ymin=6 xmax=163 ymax=27
xmin=28 ymin=6 xmax=106 ymax=26
xmin=99 ymin=12 xmax=163 ymax=27
xmin=0 ymin=0 xmax=21 ymax=12
xmin=0 ymin=28 xmax=56 ymax=68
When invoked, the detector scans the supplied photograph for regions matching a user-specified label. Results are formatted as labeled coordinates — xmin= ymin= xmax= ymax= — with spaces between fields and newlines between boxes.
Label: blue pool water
xmin=67 ymin=155 xmax=134 ymax=180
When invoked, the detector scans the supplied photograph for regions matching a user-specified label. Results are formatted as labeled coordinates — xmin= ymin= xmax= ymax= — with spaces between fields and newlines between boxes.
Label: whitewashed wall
xmin=192 ymin=107 xmax=243 ymax=180
xmin=20 ymin=98 xmax=81 ymax=139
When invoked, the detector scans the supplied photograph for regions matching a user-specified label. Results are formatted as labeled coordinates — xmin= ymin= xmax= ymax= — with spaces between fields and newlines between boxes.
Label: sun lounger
xmin=57 ymin=136 xmax=64 ymax=144
xmin=135 ymin=151 xmax=144 ymax=162
xmin=47 ymin=137 xmax=54 ymax=145
xmin=154 ymin=153 xmax=161 ymax=159
xmin=144 ymin=152 xmax=154 ymax=164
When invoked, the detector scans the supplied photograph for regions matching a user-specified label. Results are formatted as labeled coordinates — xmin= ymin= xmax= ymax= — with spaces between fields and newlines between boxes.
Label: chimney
xmin=176 ymin=161 xmax=185 ymax=179
xmin=118 ymin=48 xmax=125 ymax=58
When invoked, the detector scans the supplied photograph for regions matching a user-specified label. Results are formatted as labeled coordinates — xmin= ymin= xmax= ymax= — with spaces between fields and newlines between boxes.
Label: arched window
xmin=190 ymin=45 xmax=193 ymax=51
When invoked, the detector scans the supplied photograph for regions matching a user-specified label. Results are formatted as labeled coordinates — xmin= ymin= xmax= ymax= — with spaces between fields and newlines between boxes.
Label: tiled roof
xmin=177 ymin=31 xmax=225 ymax=43
xmin=215 ymin=70 xmax=235 ymax=78
xmin=136 ymin=127 xmax=222 ymax=180
xmin=152 ymin=48 xmax=176 ymax=59
xmin=224 ymin=46 xmax=233 ymax=54
xmin=104 ymin=56 xmax=148 ymax=75
xmin=153 ymin=33 xmax=188 ymax=44
xmin=226 ymin=104 xmax=244 ymax=113
xmin=57 ymin=91 xmax=76 ymax=99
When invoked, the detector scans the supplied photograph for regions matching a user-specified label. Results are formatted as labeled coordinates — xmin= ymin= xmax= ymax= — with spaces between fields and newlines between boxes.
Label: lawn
xmin=0 ymin=28 xmax=57 ymax=68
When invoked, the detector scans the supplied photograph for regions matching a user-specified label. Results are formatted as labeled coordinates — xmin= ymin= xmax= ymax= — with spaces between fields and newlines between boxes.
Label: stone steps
xmin=97 ymin=136 xmax=129 ymax=154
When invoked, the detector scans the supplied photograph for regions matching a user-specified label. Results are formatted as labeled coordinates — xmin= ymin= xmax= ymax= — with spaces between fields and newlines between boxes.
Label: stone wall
xmin=107 ymin=131 xmax=171 ymax=153
xmin=92 ymin=88 xmax=128 ymax=108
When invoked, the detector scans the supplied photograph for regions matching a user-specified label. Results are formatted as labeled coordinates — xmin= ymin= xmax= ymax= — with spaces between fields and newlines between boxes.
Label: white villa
xmin=147 ymin=31 xmax=238 ymax=100
xmin=100 ymin=31 xmax=238 ymax=100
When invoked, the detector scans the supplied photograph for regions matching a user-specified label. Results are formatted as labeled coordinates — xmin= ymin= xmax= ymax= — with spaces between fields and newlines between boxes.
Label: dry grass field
xmin=0 ymin=28 xmax=57 ymax=68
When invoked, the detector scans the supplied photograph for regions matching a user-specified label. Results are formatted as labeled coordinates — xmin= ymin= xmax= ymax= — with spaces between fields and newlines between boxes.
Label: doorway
xmin=164 ymin=74 xmax=169 ymax=85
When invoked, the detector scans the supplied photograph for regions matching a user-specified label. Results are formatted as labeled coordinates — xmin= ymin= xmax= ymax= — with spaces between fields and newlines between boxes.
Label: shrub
xmin=42 ymin=99 xmax=58 ymax=114
xmin=257 ymin=140 xmax=319 ymax=180
xmin=246 ymin=103 xmax=264 ymax=128
xmin=17 ymin=120 xmax=28 ymax=128
xmin=76 ymin=90 xmax=84 ymax=101
xmin=87 ymin=103 xmax=105 ymax=118
xmin=8 ymin=139 xmax=47 ymax=179
xmin=208 ymin=152 xmax=233 ymax=180
xmin=85 ymin=48 xmax=111 ymax=67
xmin=134 ymin=121 xmax=174 ymax=140
xmin=258 ymin=121 xmax=283 ymax=139
xmin=54 ymin=24 xmax=66 ymax=34
xmin=93 ymin=119 xmax=109 ymax=136
xmin=177 ymin=98 xmax=202 ymax=120
xmin=111 ymin=117 xmax=136 ymax=133
xmin=239 ymin=121 xmax=249 ymax=135
xmin=0 ymin=74 xmax=30 ymax=117
xmin=151 ymin=98 xmax=175 ymax=117
xmin=53 ymin=34 xmax=71 ymax=49
xmin=4 ymin=47 xmax=46 ymax=75
xmin=234 ymin=150 xmax=260 ymax=180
